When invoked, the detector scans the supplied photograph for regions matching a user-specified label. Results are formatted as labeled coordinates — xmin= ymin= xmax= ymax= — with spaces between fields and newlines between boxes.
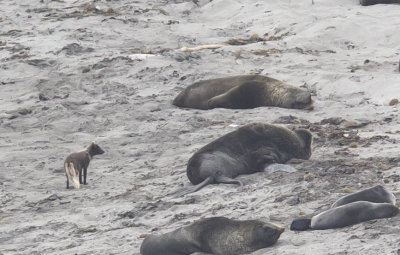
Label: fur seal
xmin=173 ymin=75 xmax=313 ymax=110
xmin=64 ymin=141 xmax=104 ymax=189
xmin=360 ymin=0 xmax=400 ymax=5
xmin=331 ymin=184 xmax=396 ymax=208
xmin=140 ymin=217 xmax=285 ymax=255
xmin=171 ymin=123 xmax=312 ymax=196
xmin=291 ymin=201 xmax=398 ymax=231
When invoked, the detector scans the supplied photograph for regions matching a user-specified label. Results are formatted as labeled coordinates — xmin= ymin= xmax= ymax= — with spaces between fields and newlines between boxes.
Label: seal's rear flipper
xmin=290 ymin=218 xmax=311 ymax=231
xmin=215 ymin=176 xmax=243 ymax=186
xmin=168 ymin=177 xmax=214 ymax=197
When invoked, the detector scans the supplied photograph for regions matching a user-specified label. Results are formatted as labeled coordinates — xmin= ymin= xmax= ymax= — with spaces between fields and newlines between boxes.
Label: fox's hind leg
xmin=83 ymin=167 xmax=88 ymax=185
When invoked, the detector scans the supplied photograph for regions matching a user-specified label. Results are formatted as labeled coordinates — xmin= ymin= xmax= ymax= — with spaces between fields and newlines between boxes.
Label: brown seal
xmin=173 ymin=75 xmax=313 ymax=110
xmin=360 ymin=0 xmax=400 ymax=5
xmin=64 ymin=141 xmax=104 ymax=189
xmin=140 ymin=217 xmax=285 ymax=255
xmin=171 ymin=123 xmax=312 ymax=196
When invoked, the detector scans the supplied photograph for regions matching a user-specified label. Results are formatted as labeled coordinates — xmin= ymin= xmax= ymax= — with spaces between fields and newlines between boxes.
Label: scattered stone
xmin=75 ymin=226 xmax=97 ymax=234
xmin=39 ymin=93 xmax=49 ymax=101
xmin=303 ymin=173 xmax=315 ymax=182
xmin=342 ymin=119 xmax=370 ymax=129
xmin=18 ymin=108 xmax=32 ymax=115
xmin=139 ymin=234 xmax=148 ymax=238
xmin=343 ymin=187 xmax=351 ymax=193
xmin=82 ymin=67 xmax=91 ymax=73
xmin=58 ymin=43 xmax=94 ymax=55
xmin=118 ymin=210 xmax=136 ymax=219
xmin=320 ymin=117 xmax=345 ymax=125
xmin=25 ymin=59 xmax=56 ymax=67
xmin=389 ymin=98 xmax=399 ymax=106
xmin=377 ymin=162 xmax=390 ymax=170
xmin=348 ymin=142 xmax=358 ymax=148
xmin=274 ymin=115 xmax=310 ymax=125
xmin=225 ymin=33 xmax=266 ymax=45
xmin=388 ymin=174 xmax=400 ymax=182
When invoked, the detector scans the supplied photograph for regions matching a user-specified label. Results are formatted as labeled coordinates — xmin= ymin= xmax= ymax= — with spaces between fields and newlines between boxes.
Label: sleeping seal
xmin=360 ymin=0 xmax=400 ymax=6
xmin=140 ymin=217 xmax=285 ymax=255
xmin=291 ymin=201 xmax=398 ymax=231
xmin=331 ymin=184 xmax=396 ymax=208
xmin=171 ymin=123 xmax=312 ymax=196
xmin=173 ymin=75 xmax=313 ymax=110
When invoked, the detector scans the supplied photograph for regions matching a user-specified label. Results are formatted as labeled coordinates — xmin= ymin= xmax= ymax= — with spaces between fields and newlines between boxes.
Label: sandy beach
xmin=1 ymin=0 xmax=400 ymax=254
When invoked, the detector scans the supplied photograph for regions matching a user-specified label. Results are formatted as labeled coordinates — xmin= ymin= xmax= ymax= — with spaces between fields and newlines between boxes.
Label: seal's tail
xmin=168 ymin=176 xmax=214 ymax=197
xmin=290 ymin=218 xmax=311 ymax=231
xmin=65 ymin=162 xmax=80 ymax=189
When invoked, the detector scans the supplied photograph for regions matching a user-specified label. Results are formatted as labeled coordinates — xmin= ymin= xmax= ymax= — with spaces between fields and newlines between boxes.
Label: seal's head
xmin=381 ymin=204 xmax=399 ymax=218
xmin=294 ymin=129 xmax=312 ymax=159
xmin=252 ymin=222 xmax=285 ymax=247
xmin=292 ymin=91 xmax=313 ymax=110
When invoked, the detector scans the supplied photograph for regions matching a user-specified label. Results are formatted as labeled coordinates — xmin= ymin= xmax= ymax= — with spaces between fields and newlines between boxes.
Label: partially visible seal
xmin=171 ymin=123 xmax=312 ymax=196
xmin=331 ymin=184 xmax=396 ymax=208
xmin=173 ymin=75 xmax=313 ymax=110
xmin=291 ymin=202 xmax=399 ymax=231
xmin=360 ymin=0 xmax=400 ymax=6
xmin=140 ymin=217 xmax=285 ymax=255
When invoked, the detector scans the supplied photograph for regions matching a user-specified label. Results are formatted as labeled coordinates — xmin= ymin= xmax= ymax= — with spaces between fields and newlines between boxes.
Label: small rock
xmin=377 ymin=162 xmax=390 ymax=170
xmin=82 ymin=67 xmax=91 ymax=73
xmin=343 ymin=187 xmax=351 ymax=193
xmin=389 ymin=98 xmax=399 ymax=106
xmin=299 ymin=211 xmax=306 ymax=215
xmin=39 ymin=93 xmax=49 ymax=101
xmin=343 ymin=120 xmax=369 ymax=129
xmin=18 ymin=108 xmax=32 ymax=115
xmin=303 ymin=173 xmax=315 ymax=182
xmin=139 ymin=234 xmax=148 ymax=238
xmin=348 ymin=142 xmax=358 ymax=148
xmin=320 ymin=117 xmax=344 ymax=125
xmin=118 ymin=210 xmax=136 ymax=219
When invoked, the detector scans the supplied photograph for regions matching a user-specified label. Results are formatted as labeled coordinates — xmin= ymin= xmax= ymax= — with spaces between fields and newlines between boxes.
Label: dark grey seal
xmin=171 ymin=123 xmax=312 ymax=196
xmin=360 ymin=0 xmax=400 ymax=5
xmin=291 ymin=202 xmax=398 ymax=231
xmin=173 ymin=75 xmax=313 ymax=110
xmin=331 ymin=184 xmax=396 ymax=208
xmin=140 ymin=217 xmax=285 ymax=255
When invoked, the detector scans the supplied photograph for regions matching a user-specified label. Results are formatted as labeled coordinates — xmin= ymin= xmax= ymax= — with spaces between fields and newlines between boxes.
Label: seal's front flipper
xmin=290 ymin=218 xmax=311 ymax=231
xmin=168 ymin=177 xmax=214 ymax=197
xmin=215 ymin=176 xmax=243 ymax=186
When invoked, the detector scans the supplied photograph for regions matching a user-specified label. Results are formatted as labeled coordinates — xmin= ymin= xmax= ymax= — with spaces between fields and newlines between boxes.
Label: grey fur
xmin=331 ymin=185 xmax=396 ymax=208
xmin=140 ymin=217 xmax=285 ymax=255
xmin=173 ymin=75 xmax=313 ymax=110
xmin=171 ymin=123 xmax=312 ymax=196
xmin=311 ymin=201 xmax=398 ymax=230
